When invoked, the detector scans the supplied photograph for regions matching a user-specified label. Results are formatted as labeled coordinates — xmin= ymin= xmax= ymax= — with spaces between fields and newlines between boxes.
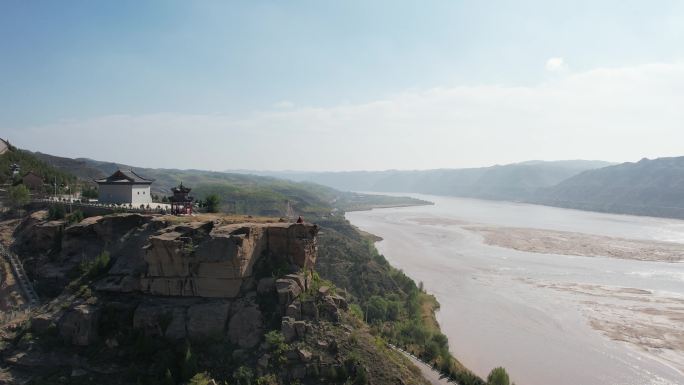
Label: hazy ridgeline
xmin=250 ymin=157 xmax=684 ymax=220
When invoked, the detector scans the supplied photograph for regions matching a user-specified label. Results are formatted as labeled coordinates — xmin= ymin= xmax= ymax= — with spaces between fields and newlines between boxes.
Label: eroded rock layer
xmin=141 ymin=222 xmax=318 ymax=298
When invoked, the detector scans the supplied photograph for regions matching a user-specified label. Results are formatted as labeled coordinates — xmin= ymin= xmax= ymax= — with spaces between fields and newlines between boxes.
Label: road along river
xmin=346 ymin=194 xmax=684 ymax=385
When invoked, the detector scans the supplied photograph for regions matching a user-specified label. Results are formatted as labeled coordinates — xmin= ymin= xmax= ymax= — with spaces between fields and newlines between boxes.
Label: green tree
xmin=205 ymin=193 xmax=220 ymax=213
xmin=487 ymin=367 xmax=510 ymax=385
xmin=8 ymin=184 xmax=30 ymax=208
xmin=386 ymin=300 xmax=401 ymax=321
xmin=81 ymin=186 xmax=98 ymax=200
xmin=366 ymin=295 xmax=388 ymax=322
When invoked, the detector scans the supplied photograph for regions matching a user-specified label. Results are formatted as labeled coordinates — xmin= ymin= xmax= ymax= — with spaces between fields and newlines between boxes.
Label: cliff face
xmin=10 ymin=214 xmax=324 ymax=347
xmin=13 ymin=213 xmax=317 ymax=299
xmin=140 ymin=222 xmax=318 ymax=298
xmin=2 ymin=213 xmax=431 ymax=385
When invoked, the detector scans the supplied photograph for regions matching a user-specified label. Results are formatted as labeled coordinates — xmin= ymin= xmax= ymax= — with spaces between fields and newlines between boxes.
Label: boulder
xmin=257 ymin=354 xmax=270 ymax=370
xmin=18 ymin=220 xmax=63 ymax=254
xmin=285 ymin=300 xmax=302 ymax=320
xmin=318 ymin=286 xmax=330 ymax=296
xmin=297 ymin=348 xmax=312 ymax=362
xmin=281 ymin=317 xmax=296 ymax=342
xmin=283 ymin=274 xmax=306 ymax=292
xmin=301 ymin=299 xmax=318 ymax=319
xmin=294 ymin=321 xmax=306 ymax=338
xmin=187 ymin=302 xmax=230 ymax=340
xmin=265 ymin=224 xmax=318 ymax=269
xmin=320 ymin=297 xmax=341 ymax=322
xmin=276 ymin=278 xmax=302 ymax=306
xmin=329 ymin=294 xmax=348 ymax=310
xmin=59 ymin=304 xmax=100 ymax=346
xmin=227 ymin=303 xmax=263 ymax=348
xmin=31 ymin=313 xmax=56 ymax=334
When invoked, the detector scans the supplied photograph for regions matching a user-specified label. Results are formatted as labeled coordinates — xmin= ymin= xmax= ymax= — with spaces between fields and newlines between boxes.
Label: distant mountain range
xmin=533 ymin=157 xmax=684 ymax=218
xmin=241 ymin=160 xmax=613 ymax=201
xmin=240 ymin=158 xmax=684 ymax=220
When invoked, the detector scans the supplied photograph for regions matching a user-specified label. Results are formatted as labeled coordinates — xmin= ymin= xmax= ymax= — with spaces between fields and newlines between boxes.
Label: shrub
xmin=431 ymin=333 xmax=449 ymax=349
xmin=205 ymin=194 xmax=220 ymax=213
xmin=188 ymin=372 xmax=214 ymax=385
xmin=264 ymin=330 xmax=289 ymax=366
xmin=487 ymin=367 xmax=510 ymax=385
xmin=233 ymin=366 xmax=253 ymax=385
xmin=8 ymin=184 xmax=30 ymax=208
xmin=349 ymin=303 xmax=364 ymax=320
xmin=67 ymin=210 xmax=84 ymax=225
xmin=47 ymin=204 xmax=66 ymax=220
xmin=79 ymin=251 xmax=111 ymax=278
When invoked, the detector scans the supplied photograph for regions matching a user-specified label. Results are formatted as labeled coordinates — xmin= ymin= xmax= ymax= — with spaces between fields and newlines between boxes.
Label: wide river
xmin=346 ymin=194 xmax=684 ymax=385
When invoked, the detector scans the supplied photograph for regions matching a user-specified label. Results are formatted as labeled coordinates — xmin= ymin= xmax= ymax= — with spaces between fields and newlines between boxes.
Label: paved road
xmin=391 ymin=345 xmax=454 ymax=385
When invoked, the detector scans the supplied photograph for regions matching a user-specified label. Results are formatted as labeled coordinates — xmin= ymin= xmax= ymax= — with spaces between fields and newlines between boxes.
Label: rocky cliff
xmin=140 ymin=221 xmax=317 ymax=298
xmin=1 ymin=212 xmax=429 ymax=385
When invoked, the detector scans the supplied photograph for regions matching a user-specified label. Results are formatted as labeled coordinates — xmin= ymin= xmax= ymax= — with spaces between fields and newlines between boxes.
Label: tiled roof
xmin=95 ymin=169 xmax=154 ymax=184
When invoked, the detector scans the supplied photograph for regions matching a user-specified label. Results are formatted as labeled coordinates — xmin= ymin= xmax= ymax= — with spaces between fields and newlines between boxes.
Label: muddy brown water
xmin=347 ymin=194 xmax=684 ymax=385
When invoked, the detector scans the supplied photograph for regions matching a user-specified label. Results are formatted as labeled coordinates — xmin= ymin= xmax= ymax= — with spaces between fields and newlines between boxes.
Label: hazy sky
xmin=1 ymin=1 xmax=683 ymax=171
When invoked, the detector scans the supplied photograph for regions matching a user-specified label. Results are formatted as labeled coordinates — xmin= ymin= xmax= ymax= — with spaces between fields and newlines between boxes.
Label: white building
xmin=95 ymin=169 xmax=153 ymax=205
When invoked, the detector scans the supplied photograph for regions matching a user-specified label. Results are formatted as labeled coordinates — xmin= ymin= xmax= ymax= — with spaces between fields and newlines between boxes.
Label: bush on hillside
xmin=487 ymin=367 xmax=510 ymax=385
xmin=79 ymin=251 xmax=111 ymax=279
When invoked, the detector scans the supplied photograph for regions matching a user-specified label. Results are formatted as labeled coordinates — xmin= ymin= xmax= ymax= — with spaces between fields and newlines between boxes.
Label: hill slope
xmin=250 ymin=160 xmax=612 ymax=201
xmin=533 ymin=156 xmax=684 ymax=219
xmin=30 ymin=152 xmax=429 ymax=216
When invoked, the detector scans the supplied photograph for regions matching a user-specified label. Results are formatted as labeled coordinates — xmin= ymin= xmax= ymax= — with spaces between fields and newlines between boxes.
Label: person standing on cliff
xmin=296 ymin=216 xmax=304 ymax=224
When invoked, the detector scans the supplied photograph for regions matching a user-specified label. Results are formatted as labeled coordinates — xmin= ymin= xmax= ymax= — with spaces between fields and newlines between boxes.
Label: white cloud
xmin=5 ymin=62 xmax=684 ymax=171
xmin=273 ymin=100 xmax=295 ymax=109
xmin=545 ymin=57 xmax=567 ymax=72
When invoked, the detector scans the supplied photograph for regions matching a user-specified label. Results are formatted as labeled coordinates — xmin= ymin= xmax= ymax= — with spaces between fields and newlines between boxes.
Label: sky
xmin=1 ymin=0 xmax=683 ymax=171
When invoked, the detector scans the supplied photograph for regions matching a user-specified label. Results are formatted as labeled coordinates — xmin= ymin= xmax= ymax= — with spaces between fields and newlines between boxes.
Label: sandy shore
xmin=468 ymin=225 xmax=684 ymax=262
xmin=519 ymin=278 xmax=684 ymax=375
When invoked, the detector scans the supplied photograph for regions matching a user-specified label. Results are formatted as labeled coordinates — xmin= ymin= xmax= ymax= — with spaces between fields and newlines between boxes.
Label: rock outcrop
xmin=58 ymin=304 xmax=100 ymax=346
xmin=141 ymin=222 xmax=318 ymax=298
